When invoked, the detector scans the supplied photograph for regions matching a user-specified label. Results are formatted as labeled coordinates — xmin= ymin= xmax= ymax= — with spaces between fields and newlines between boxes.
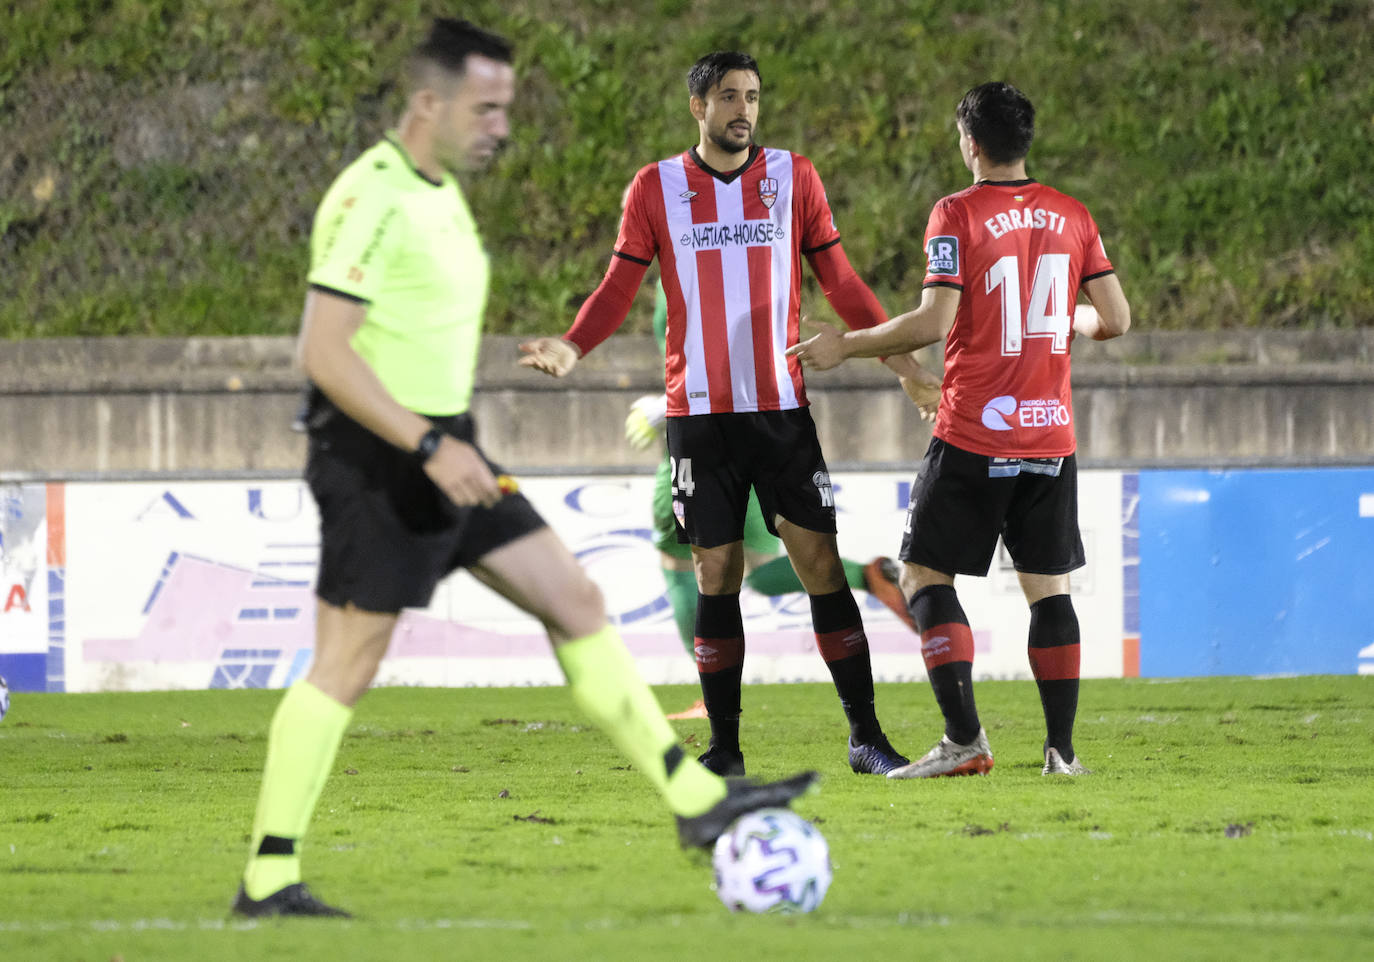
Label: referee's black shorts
xmin=665 ymin=407 xmax=837 ymax=549
xmin=305 ymin=402 xmax=546 ymax=613
xmin=898 ymin=436 xmax=1085 ymax=577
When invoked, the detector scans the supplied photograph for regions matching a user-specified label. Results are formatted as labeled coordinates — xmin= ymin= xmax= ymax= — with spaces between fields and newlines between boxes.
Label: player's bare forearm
xmin=838 ymin=323 xmax=912 ymax=359
xmin=1079 ymin=274 xmax=1132 ymax=341
xmin=787 ymin=317 xmax=916 ymax=372
xmin=829 ymin=286 xmax=960 ymax=360
xmin=786 ymin=272 xmax=963 ymax=373
xmin=877 ymin=351 xmax=925 ymax=381
xmin=875 ymin=286 xmax=961 ymax=355
xmin=870 ymin=313 xmax=939 ymax=354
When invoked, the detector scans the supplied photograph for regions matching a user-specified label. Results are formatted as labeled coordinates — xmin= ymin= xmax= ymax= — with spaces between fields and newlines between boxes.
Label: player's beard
xmin=707 ymin=122 xmax=753 ymax=158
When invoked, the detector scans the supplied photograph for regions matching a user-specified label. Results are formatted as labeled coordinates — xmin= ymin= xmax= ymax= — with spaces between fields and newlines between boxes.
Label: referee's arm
xmin=297 ymin=288 xmax=502 ymax=507
xmin=297 ymin=288 xmax=434 ymax=453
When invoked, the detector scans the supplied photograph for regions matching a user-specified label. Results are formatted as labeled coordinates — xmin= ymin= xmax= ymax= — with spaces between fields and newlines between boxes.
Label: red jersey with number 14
xmin=615 ymin=147 xmax=842 ymax=416
xmin=922 ymin=179 xmax=1114 ymax=458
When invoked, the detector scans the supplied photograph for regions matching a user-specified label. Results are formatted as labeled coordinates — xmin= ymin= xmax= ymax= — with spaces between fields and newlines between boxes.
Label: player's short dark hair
xmin=687 ymin=51 xmax=761 ymax=99
xmin=956 ymin=82 xmax=1035 ymax=164
xmin=409 ymin=17 xmax=513 ymax=80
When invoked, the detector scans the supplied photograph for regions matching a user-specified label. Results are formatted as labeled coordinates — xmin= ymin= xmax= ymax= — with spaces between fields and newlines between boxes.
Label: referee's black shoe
xmin=231 ymin=882 xmax=352 ymax=919
xmin=676 ymin=770 xmax=819 ymax=849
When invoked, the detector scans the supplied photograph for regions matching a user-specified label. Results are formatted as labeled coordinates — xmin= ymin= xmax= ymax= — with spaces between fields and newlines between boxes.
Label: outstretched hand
xmin=786 ymin=317 xmax=848 ymax=371
xmin=517 ymin=337 xmax=580 ymax=377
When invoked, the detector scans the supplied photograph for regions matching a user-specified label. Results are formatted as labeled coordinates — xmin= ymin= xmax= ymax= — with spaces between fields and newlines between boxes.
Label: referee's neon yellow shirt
xmin=307 ymin=134 xmax=488 ymax=416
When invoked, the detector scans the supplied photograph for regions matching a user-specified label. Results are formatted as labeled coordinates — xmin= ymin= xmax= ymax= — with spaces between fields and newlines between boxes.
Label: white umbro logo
xmin=922 ymin=635 xmax=951 ymax=656
xmin=680 ymin=190 xmax=698 ymax=203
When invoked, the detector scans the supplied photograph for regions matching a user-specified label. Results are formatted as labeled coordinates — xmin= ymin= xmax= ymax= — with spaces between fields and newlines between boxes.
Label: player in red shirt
xmin=521 ymin=51 xmax=936 ymax=777
xmin=790 ymin=82 xmax=1131 ymax=778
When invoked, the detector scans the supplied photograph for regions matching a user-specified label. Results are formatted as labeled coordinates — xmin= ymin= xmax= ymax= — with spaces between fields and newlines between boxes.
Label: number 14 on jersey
xmin=987 ymin=252 xmax=1072 ymax=355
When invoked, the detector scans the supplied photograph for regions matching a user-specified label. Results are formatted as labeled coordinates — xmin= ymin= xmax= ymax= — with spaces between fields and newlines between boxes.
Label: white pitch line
xmin=0 ymin=917 xmax=535 ymax=933
xmin=2 ymin=910 xmax=1373 ymax=935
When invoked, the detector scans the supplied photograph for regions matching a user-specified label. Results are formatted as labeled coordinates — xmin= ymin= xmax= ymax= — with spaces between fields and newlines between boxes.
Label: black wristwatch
xmin=413 ymin=426 xmax=444 ymax=464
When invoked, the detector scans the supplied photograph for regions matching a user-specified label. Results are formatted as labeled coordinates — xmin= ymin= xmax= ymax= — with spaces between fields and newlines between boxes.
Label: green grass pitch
xmin=3 ymin=677 xmax=1371 ymax=961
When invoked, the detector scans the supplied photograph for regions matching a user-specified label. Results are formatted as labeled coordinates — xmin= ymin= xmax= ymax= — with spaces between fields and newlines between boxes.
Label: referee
xmin=232 ymin=18 xmax=815 ymax=919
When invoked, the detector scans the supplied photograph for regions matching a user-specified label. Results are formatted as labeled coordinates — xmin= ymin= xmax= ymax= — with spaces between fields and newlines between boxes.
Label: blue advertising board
xmin=1139 ymin=467 xmax=1374 ymax=676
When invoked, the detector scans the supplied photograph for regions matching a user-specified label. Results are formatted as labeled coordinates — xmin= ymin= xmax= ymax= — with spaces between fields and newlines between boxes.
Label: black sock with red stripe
xmin=694 ymin=592 xmax=745 ymax=754
xmin=1028 ymin=594 xmax=1081 ymax=761
xmin=909 ymin=584 xmax=981 ymax=745
xmin=809 ymin=588 xmax=881 ymax=744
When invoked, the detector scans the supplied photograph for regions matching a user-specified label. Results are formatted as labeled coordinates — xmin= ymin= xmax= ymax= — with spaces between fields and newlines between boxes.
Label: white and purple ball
xmin=712 ymin=808 xmax=832 ymax=914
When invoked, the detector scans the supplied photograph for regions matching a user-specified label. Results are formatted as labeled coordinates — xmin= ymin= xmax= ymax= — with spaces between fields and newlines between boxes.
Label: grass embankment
xmin=2 ymin=0 xmax=1371 ymax=338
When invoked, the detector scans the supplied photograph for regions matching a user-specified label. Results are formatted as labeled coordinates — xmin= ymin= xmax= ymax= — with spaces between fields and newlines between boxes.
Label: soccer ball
xmin=711 ymin=808 xmax=832 ymax=914
xmin=0 ymin=675 xmax=8 ymax=723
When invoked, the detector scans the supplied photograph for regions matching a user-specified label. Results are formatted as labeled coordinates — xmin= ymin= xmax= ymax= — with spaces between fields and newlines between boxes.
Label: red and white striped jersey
xmin=615 ymin=146 xmax=841 ymax=416
xmin=922 ymin=179 xmax=1114 ymax=458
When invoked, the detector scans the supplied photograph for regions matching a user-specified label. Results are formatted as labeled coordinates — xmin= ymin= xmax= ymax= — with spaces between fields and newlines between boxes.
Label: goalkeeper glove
xmin=625 ymin=394 xmax=668 ymax=450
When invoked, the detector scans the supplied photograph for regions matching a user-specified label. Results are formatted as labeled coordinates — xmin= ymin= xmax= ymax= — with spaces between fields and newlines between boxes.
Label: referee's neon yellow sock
xmin=556 ymin=625 xmax=727 ymax=817
xmin=242 ymin=680 xmax=352 ymax=900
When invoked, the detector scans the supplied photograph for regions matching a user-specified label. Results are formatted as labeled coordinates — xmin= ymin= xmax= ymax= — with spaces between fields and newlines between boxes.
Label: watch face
xmin=417 ymin=427 xmax=443 ymax=461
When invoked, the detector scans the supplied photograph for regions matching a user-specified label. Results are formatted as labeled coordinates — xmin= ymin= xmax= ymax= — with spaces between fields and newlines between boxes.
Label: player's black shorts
xmin=898 ymin=436 xmax=1085 ymax=577
xmin=664 ymin=408 xmax=837 ymax=549
xmin=304 ymin=396 xmax=546 ymax=613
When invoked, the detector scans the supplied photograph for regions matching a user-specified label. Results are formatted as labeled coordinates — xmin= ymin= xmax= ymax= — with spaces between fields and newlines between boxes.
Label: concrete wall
xmin=3 ymin=332 xmax=1373 ymax=478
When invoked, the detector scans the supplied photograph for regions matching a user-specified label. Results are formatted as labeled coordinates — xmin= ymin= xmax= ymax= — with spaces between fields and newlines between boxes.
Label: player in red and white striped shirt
xmin=791 ymin=82 xmax=1131 ymax=780
xmin=522 ymin=51 xmax=932 ymax=777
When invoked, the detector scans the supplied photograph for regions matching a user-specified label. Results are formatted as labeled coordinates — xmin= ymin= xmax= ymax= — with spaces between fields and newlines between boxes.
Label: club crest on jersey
xmin=757 ymin=177 xmax=778 ymax=209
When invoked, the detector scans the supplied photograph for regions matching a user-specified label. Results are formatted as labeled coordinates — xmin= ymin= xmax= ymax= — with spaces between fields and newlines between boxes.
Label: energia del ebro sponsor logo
xmin=981 ymin=395 xmax=1070 ymax=432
